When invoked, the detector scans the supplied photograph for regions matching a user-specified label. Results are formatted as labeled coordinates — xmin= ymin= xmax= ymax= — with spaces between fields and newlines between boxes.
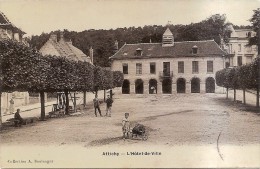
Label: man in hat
xmin=105 ymin=95 xmax=113 ymax=117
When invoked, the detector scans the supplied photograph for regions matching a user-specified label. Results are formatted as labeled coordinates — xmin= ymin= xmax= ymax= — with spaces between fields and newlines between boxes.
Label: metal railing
xmin=159 ymin=71 xmax=173 ymax=78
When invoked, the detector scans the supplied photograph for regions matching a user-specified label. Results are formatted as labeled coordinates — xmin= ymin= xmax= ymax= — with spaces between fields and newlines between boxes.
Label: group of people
xmin=93 ymin=94 xmax=113 ymax=117
xmin=13 ymin=93 xmax=131 ymax=140
xmin=92 ymin=94 xmax=130 ymax=139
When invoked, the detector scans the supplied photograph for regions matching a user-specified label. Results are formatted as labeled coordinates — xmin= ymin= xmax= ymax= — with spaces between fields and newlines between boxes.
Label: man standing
xmin=105 ymin=95 xmax=113 ymax=117
xmin=9 ymin=98 xmax=14 ymax=114
xmin=93 ymin=96 xmax=102 ymax=117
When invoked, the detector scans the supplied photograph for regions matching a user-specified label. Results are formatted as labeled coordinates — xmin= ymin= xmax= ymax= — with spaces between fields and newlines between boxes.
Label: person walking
xmin=105 ymin=95 xmax=113 ymax=117
xmin=93 ymin=95 xmax=102 ymax=117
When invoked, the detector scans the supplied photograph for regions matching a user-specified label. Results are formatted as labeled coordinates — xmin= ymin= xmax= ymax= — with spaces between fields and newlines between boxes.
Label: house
xmin=226 ymin=25 xmax=258 ymax=67
xmin=0 ymin=11 xmax=29 ymax=114
xmin=110 ymin=27 xmax=228 ymax=94
xmin=39 ymin=32 xmax=93 ymax=64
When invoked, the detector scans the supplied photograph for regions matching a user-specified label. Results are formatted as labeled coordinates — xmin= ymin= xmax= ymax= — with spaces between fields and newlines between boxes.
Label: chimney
xmin=113 ymin=40 xmax=119 ymax=53
xmin=60 ymin=32 xmax=64 ymax=41
xmin=89 ymin=46 xmax=94 ymax=64
xmin=115 ymin=40 xmax=118 ymax=50
xmin=50 ymin=34 xmax=57 ymax=42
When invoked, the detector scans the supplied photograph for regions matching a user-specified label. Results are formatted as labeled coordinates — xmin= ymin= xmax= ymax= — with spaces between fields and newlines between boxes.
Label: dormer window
xmin=136 ymin=48 xmax=142 ymax=56
xmin=192 ymin=45 xmax=198 ymax=54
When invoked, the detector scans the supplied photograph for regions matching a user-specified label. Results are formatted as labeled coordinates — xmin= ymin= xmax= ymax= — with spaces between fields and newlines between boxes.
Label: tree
xmin=249 ymin=8 xmax=260 ymax=107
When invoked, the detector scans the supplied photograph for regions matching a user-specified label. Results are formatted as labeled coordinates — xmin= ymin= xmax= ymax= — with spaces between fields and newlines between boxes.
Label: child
xmin=122 ymin=112 xmax=131 ymax=140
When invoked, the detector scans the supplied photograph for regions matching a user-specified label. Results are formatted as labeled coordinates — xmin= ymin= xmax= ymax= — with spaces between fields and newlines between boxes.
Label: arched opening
xmin=206 ymin=77 xmax=215 ymax=93
xmin=122 ymin=79 xmax=130 ymax=94
xmin=162 ymin=79 xmax=172 ymax=94
xmin=177 ymin=78 xmax=186 ymax=93
xmin=191 ymin=78 xmax=200 ymax=93
xmin=135 ymin=79 xmax=144 ymax=94
xmin=149 ymin=79 xmax=157 ymax=94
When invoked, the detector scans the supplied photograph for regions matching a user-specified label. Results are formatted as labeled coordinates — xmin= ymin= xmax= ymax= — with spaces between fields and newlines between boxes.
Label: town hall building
xmin=110 ymin=27 xmax=228 ymax=94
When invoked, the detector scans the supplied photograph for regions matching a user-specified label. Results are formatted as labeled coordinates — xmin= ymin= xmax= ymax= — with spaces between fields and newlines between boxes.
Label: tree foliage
xmin=29 ymin=14 xmax=233 ymax=67
xmin=113 ymin=71 xmax=124 ymax=87
xmin=248 ymin=8 xmax=260 ymax=46
xmin=216 ymin=57 xmax=260 ymax=90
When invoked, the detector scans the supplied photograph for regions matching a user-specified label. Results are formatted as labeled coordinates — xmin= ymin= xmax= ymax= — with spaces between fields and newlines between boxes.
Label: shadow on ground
xmin=213 ymin=96 xmax=260 ymax=115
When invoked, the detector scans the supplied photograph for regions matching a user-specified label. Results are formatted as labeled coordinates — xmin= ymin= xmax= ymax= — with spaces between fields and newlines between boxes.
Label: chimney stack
xmin=50 ymin=34 xmax=57 ymax=42
xmin=60 ymin=32 xmax=64 ymax=41
xmin=90 ymin=46 xmax=94 ymax=64
xmin=113 ymin=40 xmax=119 ymax=53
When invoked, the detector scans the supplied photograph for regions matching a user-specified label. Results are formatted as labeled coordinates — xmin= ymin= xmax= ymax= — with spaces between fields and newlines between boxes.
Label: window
xmin=207 ymin=61 xmax=213 ymax=73
xmin=246 ymin=56 xmax=253 ymax=64
xmin=178 ymin=61 xmax=184 ymax=73
xmin=238 ymin=44 xmax=242 ymax=52
xmin=136 ymin=63 xmax=142 ymax=74
xmin=192 ymin=45 xmax=198 ymax=54
xmin=122 ymin=63 xmax=128 ymax=74
xmin=136 ymin=48 xmax=142 ymax=56
xmin=237 ymin=56 xmax=242 ymax=66
xmin=150 ymin=62 xmax=156 ymax=74
xmin=229 ymin=44 xmax=233 ymax=53
xmin=225 ymin=62 xmax=230 ymax=68
xmin=192 ymin=61 xmax=199 ymax=73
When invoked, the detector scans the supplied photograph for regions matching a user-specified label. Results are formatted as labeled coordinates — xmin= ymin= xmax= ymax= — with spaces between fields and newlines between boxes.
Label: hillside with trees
xmin=28 ymin=14 xmax=245 ymax=67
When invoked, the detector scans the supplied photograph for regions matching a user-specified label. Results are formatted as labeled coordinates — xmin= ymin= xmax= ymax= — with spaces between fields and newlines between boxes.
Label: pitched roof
xmin=0 ymin=11 xmax=25 ymax=34
xmin=163 ymin=27 xmax=173 ymax=36
xmin=40 ymin=34 xmax=91 ymax=63
xmin=110 ymin=40 xmax=226 ymax=60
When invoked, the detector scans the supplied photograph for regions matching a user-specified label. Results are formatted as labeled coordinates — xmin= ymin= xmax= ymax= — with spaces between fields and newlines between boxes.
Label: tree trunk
xmin=226 ymin=87 xmax=228 ymax=99
xmin=110 ymin=89 xmax=113 ymax=99
xmin=104 ymin=89 xmax=106 ymax=102
xmin=243 ymin=88 xmax=246 ymax=104
xmin=65 ymin=90 xmax=69 ymax=115
xmin=74 ymin=92 xmax=76 ymax=113
xmin=83 ymin=91 xmax=87 ymax=108
xmin=0 ymin=92 xmax=2 ymax=126
xmin=234 ymin=88 xmax=236 ymax=102
xmin=257 ymin=86 xmax=259 ymax=108
xmin=40 ymin=91 xmax=45 ymax=120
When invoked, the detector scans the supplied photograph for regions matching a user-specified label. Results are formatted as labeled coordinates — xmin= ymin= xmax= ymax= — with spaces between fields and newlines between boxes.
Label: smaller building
xmin=226 ymin=25 xmax=258 ymax=67
xmin=40 ymin=32 xmax=93 ymax=63
xmin=0 ymin=11 xmax=29 ymax=114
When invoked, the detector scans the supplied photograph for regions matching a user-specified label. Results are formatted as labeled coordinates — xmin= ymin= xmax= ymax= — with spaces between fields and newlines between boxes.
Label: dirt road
xmin=1 ymin=93 xmax=259 ymax=147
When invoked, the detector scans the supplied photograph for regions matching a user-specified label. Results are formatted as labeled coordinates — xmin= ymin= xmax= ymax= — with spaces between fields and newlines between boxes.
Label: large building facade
xmin=0 ymin=11 xmax=29 ymax=114
xmin=110 ymin=28 xmax=227 ymax=94
xmin=226 ymin=25 xmax=258 ymax=67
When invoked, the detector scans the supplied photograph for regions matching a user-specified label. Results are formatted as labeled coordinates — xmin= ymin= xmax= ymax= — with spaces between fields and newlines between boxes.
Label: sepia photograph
xmin=0 ymin=0 xmax=260 ymax=168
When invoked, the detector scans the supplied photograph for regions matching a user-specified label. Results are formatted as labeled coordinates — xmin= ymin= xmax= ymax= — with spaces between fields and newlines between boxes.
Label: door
xmin=163 ymin=62 xmax=170 ymax=76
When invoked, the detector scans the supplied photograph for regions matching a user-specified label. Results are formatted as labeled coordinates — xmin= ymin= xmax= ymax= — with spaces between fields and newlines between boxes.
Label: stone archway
xmin=162 ymin=79 xmax=172 ymax=94
xmin=191 ymin=78 xmax=200 ymax=93
xmin=206 ymin=77 xmax=215 ymax=93
xmin=122 ymin=79 xmax=130 ymax=94
xmin=177 ymin=78 xmax=186 ymax=93
xmin=135 ymin=79 xmax=144 ymax=94
xmin=149 ymin=79 xmax=157 ymax=94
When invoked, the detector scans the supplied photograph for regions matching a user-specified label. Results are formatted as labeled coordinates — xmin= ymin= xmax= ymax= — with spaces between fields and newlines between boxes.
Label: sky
xmin=0 ymin=0 xmax=259 ymax=36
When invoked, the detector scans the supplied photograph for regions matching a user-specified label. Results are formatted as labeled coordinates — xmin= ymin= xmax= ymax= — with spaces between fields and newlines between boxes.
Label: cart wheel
xmin=142 ymin=134 xmax=148 ymax=141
